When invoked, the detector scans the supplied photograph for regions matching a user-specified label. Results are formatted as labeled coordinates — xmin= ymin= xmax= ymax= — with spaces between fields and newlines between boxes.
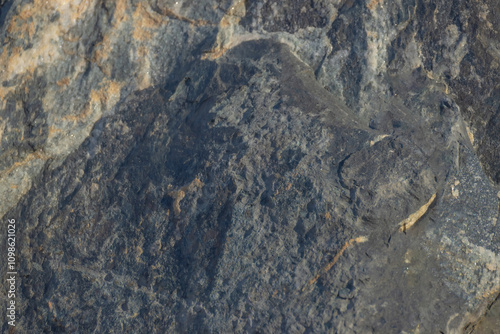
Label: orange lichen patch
xmin=91 ymin=1 xmax=134 ymax=75
xmin=132 ymin=3 xmax=163 ymax=29
xmin=136 ymin=45 xmax=150 ymax=59
xmin=62 ymin=79 xmax=123 ymax=123
xmin=48 ymin=126 xmax=63 ymax=137
xmin=367 ymin=0 xmax=383 ymax=10
xmin=188 ymin=178 xmax=204 ymax=190
xmin=21 ymin=0 xmax=95 ymax=24
xmin=398 ymin=193 xmax=436 ymax=232
xmin=113 ymin=0 xmax=130 ymax=26
xmin=27 ymin=20 xmax=36 ymax=40
xmin=62 ymin=105 xmax=91 ymax=124
xmin=136 ymin=245 xmax=143 ymax=256
xmin=56 ymin=77 xmax=70 ymax=88
xmin=0 ymin=0 xmax=95 ymax=85
xmin=485 ymin=262 xmax=498 ymax=272
xmin=101 ymin=80 xmax=123 ymax=110
xmin=92 ymin=33 xmax=114 ymax=76
xmin=7 ymin=4 xmax=35 ymax=35
xmin=133 ymin=25 xmax=152 ymax=41
xmin=70 ymin=0 xmax=97 ymax=23
xmin=132 ymin=3 xmax=163 ymax=39
xmin=480 ymin=287 xmax=500 ymax=300
xmin=0 ymin=0 xmax=98 ymax=103
xmin=303 ymin=236 xmax=368 ymax=291
xmin=170 ymin=189 xmax=186 ymax=215
xmin=0 ymin=150 xmax=48 ymax=179
xmin=168 ymin=178 xmax=204 ymax=215
xmin=324 ymin=212 xmax=332 ymax=220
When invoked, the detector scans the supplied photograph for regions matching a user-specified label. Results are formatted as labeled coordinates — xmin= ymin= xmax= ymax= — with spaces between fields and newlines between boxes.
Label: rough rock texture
xmin=0 ymin=0 xmax=499 ymax=333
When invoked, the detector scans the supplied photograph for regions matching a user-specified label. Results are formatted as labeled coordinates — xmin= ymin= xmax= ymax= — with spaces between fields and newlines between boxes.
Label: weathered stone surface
xmin=0 ymin=0 xmax=499 ymax=333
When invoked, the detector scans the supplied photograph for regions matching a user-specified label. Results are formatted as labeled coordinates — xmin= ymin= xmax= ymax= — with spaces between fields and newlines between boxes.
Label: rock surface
xmin=0 ymin=0 xmax=499 ymax=333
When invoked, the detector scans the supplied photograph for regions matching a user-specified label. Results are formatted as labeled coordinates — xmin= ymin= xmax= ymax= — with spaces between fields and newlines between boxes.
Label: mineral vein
xmin=398 ymin=193 xmax=437 ymax=232
xmin=303 ymin=236 xmax=368 ymax=291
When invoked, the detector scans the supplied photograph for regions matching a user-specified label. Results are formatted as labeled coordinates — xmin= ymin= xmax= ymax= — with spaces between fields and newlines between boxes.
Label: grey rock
xmin=0 ymin=0 xmax=499 ymax=333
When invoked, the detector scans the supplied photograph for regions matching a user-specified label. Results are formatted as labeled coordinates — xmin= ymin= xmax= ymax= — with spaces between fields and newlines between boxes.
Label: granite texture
xmin=0 ymin=0 xmax=499 ymax=333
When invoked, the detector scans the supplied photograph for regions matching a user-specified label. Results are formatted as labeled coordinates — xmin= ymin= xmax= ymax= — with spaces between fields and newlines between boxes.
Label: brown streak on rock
xmin=398 ymin=193 xmax=436 ymax=232
xmin=303 ymin=236 xmax=368 ymax=291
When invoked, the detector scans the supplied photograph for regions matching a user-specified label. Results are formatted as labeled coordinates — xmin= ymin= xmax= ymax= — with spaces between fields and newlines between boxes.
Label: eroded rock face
xmin=0 ymin=0 xmax=498 ymax=333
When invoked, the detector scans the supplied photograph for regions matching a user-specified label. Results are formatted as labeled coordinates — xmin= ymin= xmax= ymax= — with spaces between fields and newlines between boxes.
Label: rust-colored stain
xmin=481 ymin=287 xmax=500 ymax=300
xmin=0 ymin=0 xmax=96 ymax=104
xmin=136 ymin=245 xmax=143 ymax=257
xmin=0 ymin=150 xmax=48 ymax=179
xmin=303 ymin=236 xmax=368 ymax=291
xmin=367 ymin=0 xmax=384 ymax=10
xmin=171 ymin=189 xmax=186 ymax=215
xmin=113 ymin=0 xmax=130 ymax=26
xmin=168 ymin=178 xmax=204 ymax=215
xmin=62 ymin=106 xmax=92 ymax=123
xmin=56 ymin=77 xmax=70 ymax=88
xmin=132 ymin=3 xmax=164 ymax=41
xmin=48 ymin=126 xmax=63 ymax=137
xmin=92 ymin=33 xmax=114 ymax=77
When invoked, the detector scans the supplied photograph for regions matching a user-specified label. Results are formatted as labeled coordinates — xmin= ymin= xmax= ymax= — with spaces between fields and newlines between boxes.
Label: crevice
xmin=337 ymin=153 xmax=352 ymax=190
xmin=465 ymin=292 xmax=500 ymax=334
